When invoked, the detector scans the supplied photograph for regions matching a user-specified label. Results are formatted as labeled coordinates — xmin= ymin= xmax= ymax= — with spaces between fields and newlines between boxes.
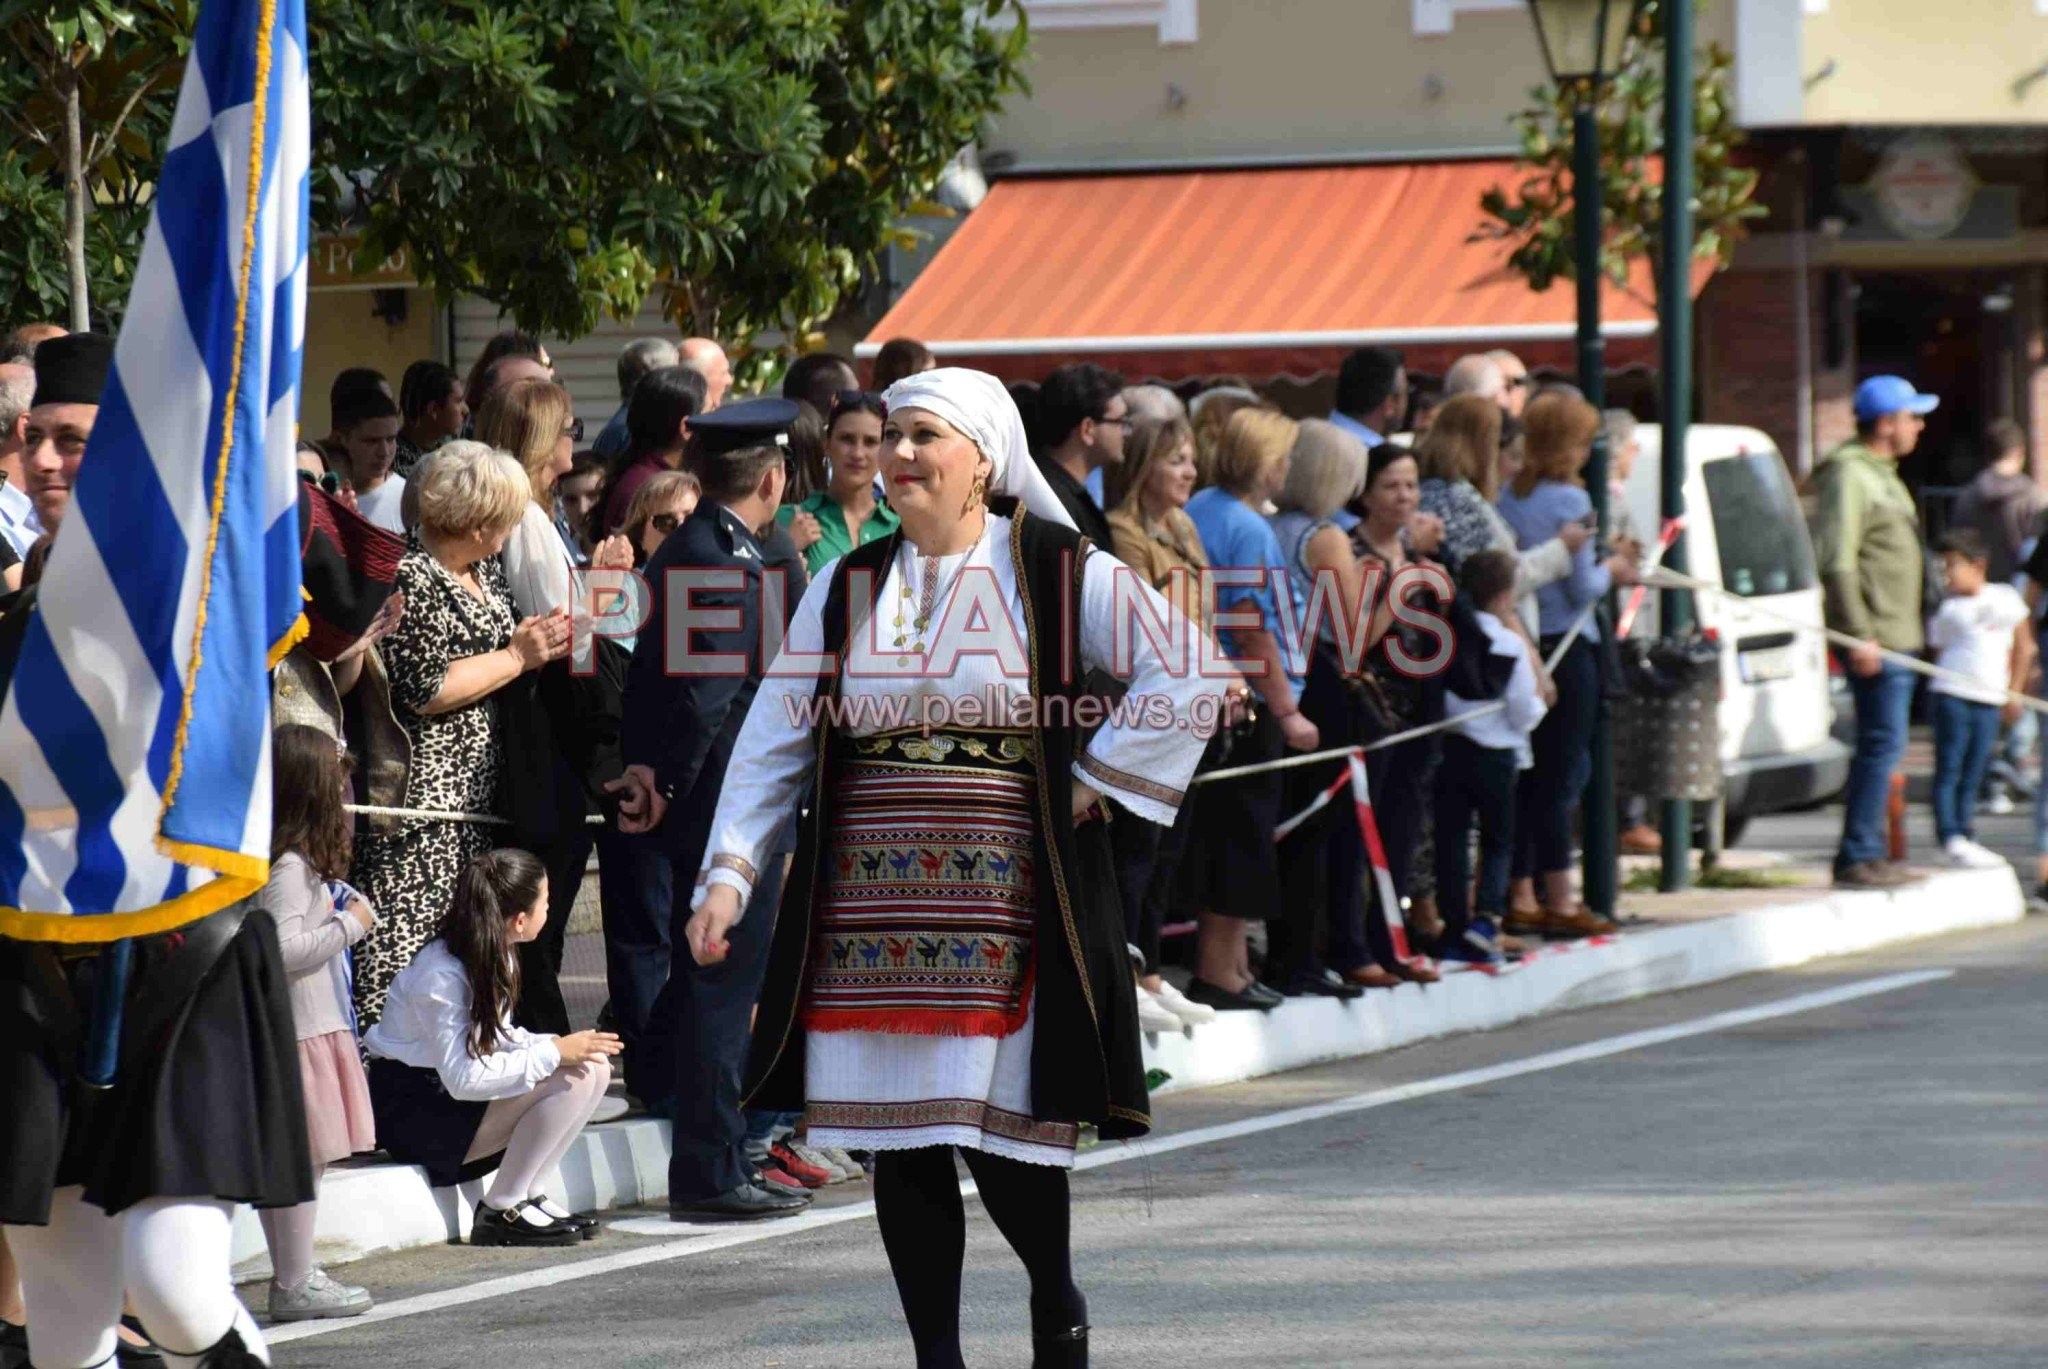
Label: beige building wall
xmin=300 ymin=288 xmax=440 ymax=440
xmin=989 ymin=0 xmax=1733 ymax=167
xmin=1800 ymin=0 xmax=2048 ymax=126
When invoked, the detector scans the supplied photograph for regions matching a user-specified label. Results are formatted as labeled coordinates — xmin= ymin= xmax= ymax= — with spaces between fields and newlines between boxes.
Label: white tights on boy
xmin=6 ymin=1191 xmax=266 ymax=1367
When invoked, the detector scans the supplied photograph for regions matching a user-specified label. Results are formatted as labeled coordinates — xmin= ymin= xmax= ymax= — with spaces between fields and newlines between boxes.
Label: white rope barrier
xmin=345 ymin=803 xmax=606 ymax=826
xmin=1642 ymin=564 xmax=2048 ymax=717
xmin=1195 ymin=524 xmax=1681 ymax=786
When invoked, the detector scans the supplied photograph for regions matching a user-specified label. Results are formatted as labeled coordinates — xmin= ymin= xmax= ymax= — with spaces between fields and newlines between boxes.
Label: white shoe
xmin=269 ymin=1267 xmax=373 ymax=1321
xmin=818 ymin=1145 xmax=866 ymax=1181
xmin=590 ymin=1094 xmax=631 ymax=1124
xmin=1149 ymin=978 xmax=1218 ymax=1026
xmin=788 ymin=1141 xmax=855 ymax=1183
xmin=1984 ymin=790 xmax=2016 ymax=816
xmin=1959 ymin=838 xmax=2009 ymax=869
xmin=1944 ymin=836 xmax=2007 ymax=870
xmin=1136 ymin=986 xmax=1182 ymax=1034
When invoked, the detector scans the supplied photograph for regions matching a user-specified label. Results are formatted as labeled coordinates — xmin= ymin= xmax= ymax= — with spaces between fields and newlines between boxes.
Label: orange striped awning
xmin=860 ymin=160 xmax=1687 ymax=384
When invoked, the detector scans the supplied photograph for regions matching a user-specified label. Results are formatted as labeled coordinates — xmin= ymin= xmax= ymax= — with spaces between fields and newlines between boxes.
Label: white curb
xmin=229 ymin=863 xmax=2023 ymax=1280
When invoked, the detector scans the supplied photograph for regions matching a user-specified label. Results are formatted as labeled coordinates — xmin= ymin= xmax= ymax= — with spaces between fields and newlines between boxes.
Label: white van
xmin=1618 ymin=424 xmax=1850 ymax=844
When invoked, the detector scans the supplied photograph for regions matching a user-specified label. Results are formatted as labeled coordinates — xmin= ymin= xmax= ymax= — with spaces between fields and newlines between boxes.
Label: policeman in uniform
xmin=619 ymin=397 xmax=811 ymax=1221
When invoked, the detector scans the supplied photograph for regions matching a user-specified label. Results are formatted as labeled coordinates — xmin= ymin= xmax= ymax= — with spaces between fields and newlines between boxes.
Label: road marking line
xmin=270 ymin=967 xmax=1949 ymax=1344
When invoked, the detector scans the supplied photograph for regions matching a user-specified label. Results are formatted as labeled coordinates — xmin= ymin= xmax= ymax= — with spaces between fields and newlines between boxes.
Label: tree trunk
xmin=62 ymin=62 xmax=91 ymax=332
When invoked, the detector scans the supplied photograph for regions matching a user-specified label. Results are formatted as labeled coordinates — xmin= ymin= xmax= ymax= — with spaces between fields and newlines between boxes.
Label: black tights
xmin=872 ymin=1146 xmax=1083 ymax=1369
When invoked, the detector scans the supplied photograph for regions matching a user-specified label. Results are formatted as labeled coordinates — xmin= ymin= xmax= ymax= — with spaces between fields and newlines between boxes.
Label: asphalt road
xmin=257 ymin=873 xmax=2048 ymax=1367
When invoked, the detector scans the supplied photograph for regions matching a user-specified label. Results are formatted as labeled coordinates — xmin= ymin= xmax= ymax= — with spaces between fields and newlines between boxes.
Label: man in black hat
xmin=3 ymin=326 xmax=298 ymax=1367
xmin=618 ymin=396 xmax=812 ymax=1221
xmin=0 ymin=331 xmax=114 ymax=699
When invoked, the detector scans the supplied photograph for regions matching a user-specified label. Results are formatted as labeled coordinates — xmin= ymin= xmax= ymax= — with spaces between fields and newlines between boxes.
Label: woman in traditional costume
xmin=686 ymin=369 xmax=1217 ymax=1368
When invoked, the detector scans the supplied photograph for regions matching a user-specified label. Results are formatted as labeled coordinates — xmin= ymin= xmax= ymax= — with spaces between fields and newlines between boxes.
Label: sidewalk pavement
xmin=228 ymin=853 xmax=2024 ymax=1281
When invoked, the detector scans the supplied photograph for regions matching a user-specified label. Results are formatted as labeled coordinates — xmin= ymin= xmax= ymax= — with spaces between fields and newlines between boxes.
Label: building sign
xmin=1868 ymin=135 xmax=1977 ymax=241
xmin=309 ymin=234 xmax=415 ymax=291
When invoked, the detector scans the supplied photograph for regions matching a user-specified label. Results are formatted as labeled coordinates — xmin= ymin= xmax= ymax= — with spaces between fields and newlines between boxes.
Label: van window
xmin=1702 ymin=452 xmax=1817 ymax=598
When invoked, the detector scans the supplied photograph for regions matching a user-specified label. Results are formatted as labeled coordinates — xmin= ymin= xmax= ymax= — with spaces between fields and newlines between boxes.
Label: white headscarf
xmin=880 ymin=367 xmax=1077 ymax=531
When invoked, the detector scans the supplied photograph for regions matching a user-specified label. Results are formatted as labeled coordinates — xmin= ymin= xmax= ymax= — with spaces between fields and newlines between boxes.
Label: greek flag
xmin=0 ymin=0 xmax=310 ymax=941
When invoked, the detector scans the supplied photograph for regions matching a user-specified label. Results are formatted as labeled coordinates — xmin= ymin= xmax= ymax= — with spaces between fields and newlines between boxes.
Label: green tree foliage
xmin=0 ymin=0 xmax=1027 ymax=355
xmin=309 ymin=0 xmax=1030 ymax=352
xmin=1474 ymin=1 xmax=1765 ymax=304
xmin=0 ymin=0 xmax=193 ymax=329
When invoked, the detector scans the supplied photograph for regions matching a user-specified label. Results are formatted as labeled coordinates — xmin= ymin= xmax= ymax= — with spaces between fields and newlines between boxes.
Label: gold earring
xmin=963 ymin=469 xmax=988 ymax=515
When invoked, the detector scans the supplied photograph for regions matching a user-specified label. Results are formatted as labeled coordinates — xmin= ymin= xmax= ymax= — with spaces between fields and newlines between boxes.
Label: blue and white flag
xmin=0 ymin=0 xmax=310 ymax=941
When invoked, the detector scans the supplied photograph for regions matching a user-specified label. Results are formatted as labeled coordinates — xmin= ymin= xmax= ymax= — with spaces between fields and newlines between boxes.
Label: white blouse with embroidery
xmin=694 ymin=514 xmax=1221 ymax=914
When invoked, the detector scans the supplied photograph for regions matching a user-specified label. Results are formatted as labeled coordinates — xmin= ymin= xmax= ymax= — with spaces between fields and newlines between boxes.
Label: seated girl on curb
xmin=257 ymin=725 xmax=381 ymax=1320
xmin=363 ymin=849 xmax=623 ymax=1247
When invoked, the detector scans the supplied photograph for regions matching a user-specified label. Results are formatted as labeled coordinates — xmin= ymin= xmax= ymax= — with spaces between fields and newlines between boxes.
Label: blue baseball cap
xmin=1853 ymin=375 xmax=1939 ymax=425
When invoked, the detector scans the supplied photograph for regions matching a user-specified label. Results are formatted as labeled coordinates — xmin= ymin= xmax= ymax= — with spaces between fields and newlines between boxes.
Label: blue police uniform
xmin=614 ymin=399 xmax=810 ymax=1214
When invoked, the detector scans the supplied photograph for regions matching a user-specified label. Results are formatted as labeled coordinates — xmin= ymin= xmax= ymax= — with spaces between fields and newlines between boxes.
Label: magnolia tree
xmin=0 ymin=0 xmax=1029 ymax=361
xmin=309 ymin=0 xmax=1029 ymax=365
xmin=0 ymin=0 xmax=193 ymax=329
xmin=1474 ymin=0 xmax=1765 ymax=304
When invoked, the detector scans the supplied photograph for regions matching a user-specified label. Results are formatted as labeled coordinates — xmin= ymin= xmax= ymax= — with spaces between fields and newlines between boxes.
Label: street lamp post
xmin=1526 ymin=0 xmax=1643 ymax=920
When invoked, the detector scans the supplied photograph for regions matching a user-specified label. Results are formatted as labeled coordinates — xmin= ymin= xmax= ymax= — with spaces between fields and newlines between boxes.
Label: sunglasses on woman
xmin=563 ymin=417 xmax=586 ymax=442
xmin=650 ymin=513 xmax=680 ymax=535
xmin=830 ymin=389 xmax=886 ymax=422
xmin=297 ymin=469 xmax=342 ymax=495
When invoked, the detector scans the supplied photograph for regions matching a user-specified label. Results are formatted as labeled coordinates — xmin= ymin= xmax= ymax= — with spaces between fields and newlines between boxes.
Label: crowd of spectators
xmin=12 ymin=306 xmax=2046 ymax=1340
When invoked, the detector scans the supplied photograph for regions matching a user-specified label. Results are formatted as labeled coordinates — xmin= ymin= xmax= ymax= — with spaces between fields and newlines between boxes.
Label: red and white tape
xmin=1268 ymin=747 xmax=1424 ymax=968
xmin=1614 ymin=516 xmax=1686 ymax=641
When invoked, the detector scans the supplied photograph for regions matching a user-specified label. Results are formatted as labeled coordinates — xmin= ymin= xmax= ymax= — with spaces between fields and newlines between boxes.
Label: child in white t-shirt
xmin=1927 ymin=528 xmax=2034 ymax=868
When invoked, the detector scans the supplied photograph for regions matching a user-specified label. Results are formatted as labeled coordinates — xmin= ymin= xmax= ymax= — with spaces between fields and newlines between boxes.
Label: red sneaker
xmin=770 ymin=1142 xmax=831 ymax=1189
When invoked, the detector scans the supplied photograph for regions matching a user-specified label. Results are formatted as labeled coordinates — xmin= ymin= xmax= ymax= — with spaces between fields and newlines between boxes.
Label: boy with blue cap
xmin=1812 ymin=375 xmax=1940 ymax=889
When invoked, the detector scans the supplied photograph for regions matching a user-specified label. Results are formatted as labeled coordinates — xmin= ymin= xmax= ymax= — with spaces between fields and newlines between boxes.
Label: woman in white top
xmin=475 ymin=379 xmax=635 ymax=1034
xmin=363 ymin=849 xmax=622 ymax=1248
xmin=476 ymin=378 xmax=632 ymax=620
xmin=688 ymin=368 xmax=1218 ymax=1367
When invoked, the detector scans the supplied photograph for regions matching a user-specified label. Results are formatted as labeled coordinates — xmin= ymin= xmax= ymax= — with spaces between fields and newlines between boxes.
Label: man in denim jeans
xmin=1812 ymin=376 xmax=1939 ymax=888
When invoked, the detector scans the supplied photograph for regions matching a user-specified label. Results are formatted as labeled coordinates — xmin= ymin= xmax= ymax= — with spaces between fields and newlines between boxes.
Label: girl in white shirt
xmin=363 ymin=849 xmax=622 ymax=1247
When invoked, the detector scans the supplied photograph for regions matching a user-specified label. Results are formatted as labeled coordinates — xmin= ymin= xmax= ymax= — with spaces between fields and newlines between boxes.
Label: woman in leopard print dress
xmin=349 ymin=443 xmax=571 ymax=1028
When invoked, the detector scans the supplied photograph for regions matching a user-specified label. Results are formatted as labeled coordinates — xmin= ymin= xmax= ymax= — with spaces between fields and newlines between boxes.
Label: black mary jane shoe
xmin=530 ymin=1194 xmax=600 ymax=1240
xmin=470 ymin=1198 xmax=581 ymax=1247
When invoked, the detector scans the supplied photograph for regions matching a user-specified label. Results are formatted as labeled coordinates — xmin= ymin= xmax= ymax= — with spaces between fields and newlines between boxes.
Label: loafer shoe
xmin=1833 ymin=860 xmax=1916 ymax=890
xmin=670 ymin=1182 xmax=811 ymax=1222
xmin=1276 ymin=969 xmax=1365 ymax=1000
xmin=1182 ymin=977 xmax=1278 ymax=1012
xmin=1541 ymin=906 xmax=1618 ymax=938
xmin=1619 ymin=823 xmax=1664 ymax=854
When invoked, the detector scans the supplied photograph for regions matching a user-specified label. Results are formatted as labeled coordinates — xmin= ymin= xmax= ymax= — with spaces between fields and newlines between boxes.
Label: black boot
xmin=192 ymin=1325 xmax=267 ymax=1367
xmin=1030 ymin=1291 xmax=1088 ymax=1369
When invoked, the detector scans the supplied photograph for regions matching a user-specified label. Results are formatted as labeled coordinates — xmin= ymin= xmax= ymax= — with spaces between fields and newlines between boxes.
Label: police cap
xmin=687 ymin=397 xmax=801 ymax=456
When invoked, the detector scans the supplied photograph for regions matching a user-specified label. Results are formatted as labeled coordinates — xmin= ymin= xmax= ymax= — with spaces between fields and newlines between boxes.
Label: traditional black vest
xmin=742 ymin=511 xmax=1151 ymax=1140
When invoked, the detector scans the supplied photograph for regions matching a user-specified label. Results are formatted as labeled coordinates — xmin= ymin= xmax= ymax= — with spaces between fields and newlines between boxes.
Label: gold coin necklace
xmin=892 ymin=527 xmax=986 ymax=665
